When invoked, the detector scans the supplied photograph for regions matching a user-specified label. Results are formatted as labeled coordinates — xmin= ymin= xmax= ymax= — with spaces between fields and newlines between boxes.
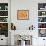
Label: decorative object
xmin=29 ymin=25 xmax=35 ymax=30
xmin=38 ymin=3 xmax=46 ymax=10
xmin=0 ymin=23 xmax=8 ymax=37
xmin=0 ymin=11 xmax=8 ymax=16
xmin=38 ymin=23 xmax=46 ymax=28
xmin=0 ymin=17 xmax=8 ymax=22
xmin=42 ymin=12 xmax=45 ymax=15
xmin=40 ymin=8 xmax=44 ymax=10
xmin=39 ymin=29 xmax=46 ymax=37
xmin=5 ymin=6 xmax=8 ymax=10
xmin=11 ymin=23 xmax=16 ymax=30
xmin=17 ymin=40 xmax=21 ymax=45
xmin=17 ymin=10 xmax=29 ymax=20
xmin=0 ymin=6 xmax=1 ymax=10
xmin=15 ymin=35 xmax=32 ymax=46
xmin=38 ymin=17 xmax=46 ymax=22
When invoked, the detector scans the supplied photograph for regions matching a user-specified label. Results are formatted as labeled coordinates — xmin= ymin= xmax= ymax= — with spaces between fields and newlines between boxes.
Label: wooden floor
xmin=0 ymin=45 xmax=8 ymax=46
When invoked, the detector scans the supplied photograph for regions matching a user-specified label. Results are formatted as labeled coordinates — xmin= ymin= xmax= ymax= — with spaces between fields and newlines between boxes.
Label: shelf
xmin=38 ymin=28 xmax=46 ymax=29
xmin=38 ymin=10 xmax=46 ymax=11
xmin=0 ymin=3 xmax=8 ymax=37
xmin=38 ymin=3 xmax=46 ymax=37
xmin=38 ymin=37 xmax=46 ymax=39
xmin=0 ymin=22 xmax=8 ymax=23
xmin=0 ymin=16 xmax=8 ymax=17
xmin=38 ymin=15 xmax=46 ymax=17
xmin=38 ymin=22 xmax=46 ymax=23
xmin=0 ymin=10 xmax=8 ymax=11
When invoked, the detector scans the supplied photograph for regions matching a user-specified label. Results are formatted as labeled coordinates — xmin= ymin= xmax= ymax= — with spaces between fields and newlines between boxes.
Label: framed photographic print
xmin=17 ymin=10 xmax=29 ymax=20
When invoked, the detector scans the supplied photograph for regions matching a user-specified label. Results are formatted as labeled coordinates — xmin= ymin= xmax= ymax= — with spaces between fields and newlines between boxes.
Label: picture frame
xmin=17 ymin=10 xmax=29 ymax=20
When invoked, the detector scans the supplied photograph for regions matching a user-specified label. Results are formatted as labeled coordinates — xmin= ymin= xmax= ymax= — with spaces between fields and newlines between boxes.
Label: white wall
xmin=11 ymin=0 xmax=38 ymax=45
xmin=11 ymin=0 xmax=46 ymax=46
xmin=11 ymin=0 xmax=46 ymax=30
xmin=11 ymin=0 xmax=38 ymax=30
